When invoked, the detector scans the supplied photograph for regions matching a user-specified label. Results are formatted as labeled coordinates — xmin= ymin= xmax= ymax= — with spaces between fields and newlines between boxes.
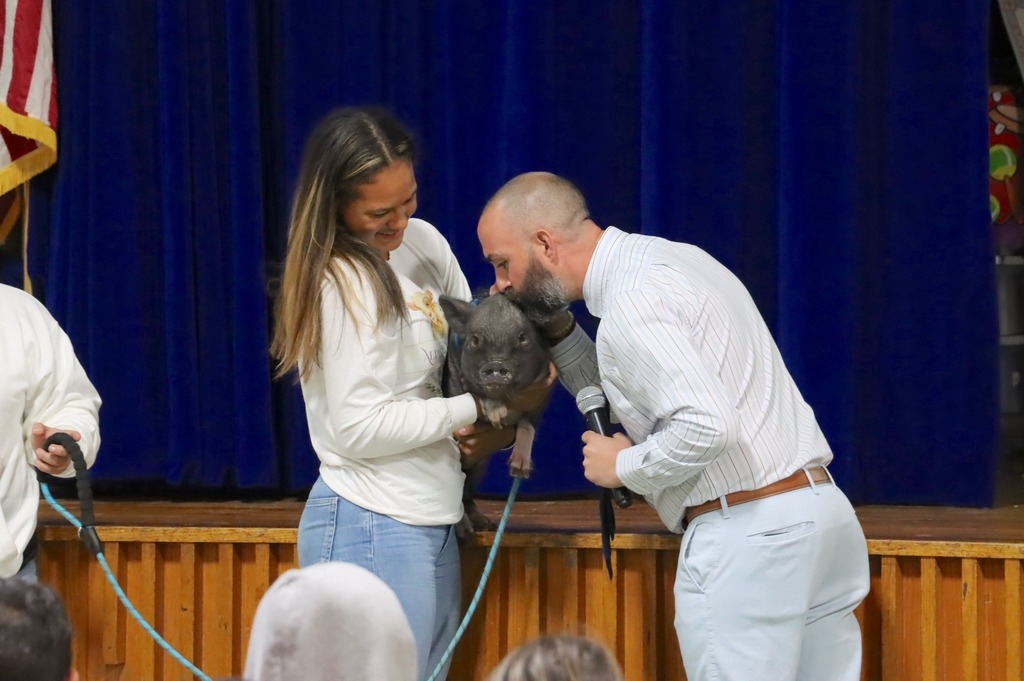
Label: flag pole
xmin=21 ymin=182 xmax=31 ymax=294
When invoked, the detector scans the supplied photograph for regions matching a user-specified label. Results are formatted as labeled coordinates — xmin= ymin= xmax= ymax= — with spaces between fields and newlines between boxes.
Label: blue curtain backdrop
xmin=27 ymin=0 xmax=996 ymax=505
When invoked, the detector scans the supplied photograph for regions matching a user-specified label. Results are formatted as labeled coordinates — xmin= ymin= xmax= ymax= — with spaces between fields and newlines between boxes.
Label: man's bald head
xmin=478 ymin=172 xmax=600 ymax=302
xmin=483 ymin=172 xmax=590 ymax=238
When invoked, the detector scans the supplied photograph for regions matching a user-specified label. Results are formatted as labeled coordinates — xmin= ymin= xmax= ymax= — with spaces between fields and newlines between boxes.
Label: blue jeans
xmin=298 ymin=476 xmax=461 ymax=681
xmin=14 ymin=557 xmax=37 ymax=580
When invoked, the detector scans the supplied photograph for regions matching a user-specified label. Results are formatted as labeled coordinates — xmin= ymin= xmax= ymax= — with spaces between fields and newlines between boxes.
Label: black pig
xmin=439 ymin=293 xmax=551 ymax=537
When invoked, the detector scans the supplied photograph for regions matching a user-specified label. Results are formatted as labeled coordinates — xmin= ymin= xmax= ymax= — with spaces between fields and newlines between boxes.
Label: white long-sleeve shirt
xmin=582 ymin=227 xmax=831 ymax=533
xmin=301 ymin=218 xmax=477 ymax=526
xmin=0 ymin=284 xmax=101 ymax=576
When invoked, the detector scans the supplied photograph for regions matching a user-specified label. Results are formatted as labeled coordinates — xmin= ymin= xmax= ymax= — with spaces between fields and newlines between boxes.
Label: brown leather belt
xmin=685 ymin=466 xmax=831 ymax=524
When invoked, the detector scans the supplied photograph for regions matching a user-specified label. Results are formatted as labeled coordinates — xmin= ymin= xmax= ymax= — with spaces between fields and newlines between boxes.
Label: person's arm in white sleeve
xmin=22 ymin=302 xmax=101 ymax=478
xmin=601 ymin=292 xmax=738 ymax=496
xmin=319 ymin=279 xmax=478 ymax=459
xmin=433 ymin=228 xmax=473 ymax=302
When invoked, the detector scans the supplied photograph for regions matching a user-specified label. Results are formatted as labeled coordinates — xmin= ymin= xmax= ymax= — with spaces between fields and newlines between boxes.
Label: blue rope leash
xmin=426 ymin=475 xmax=522 ymax=681
xmin=40 ymin=482 xmax=213 ymax=681
xmin=42 ymin=424 xmax=520 ymax=681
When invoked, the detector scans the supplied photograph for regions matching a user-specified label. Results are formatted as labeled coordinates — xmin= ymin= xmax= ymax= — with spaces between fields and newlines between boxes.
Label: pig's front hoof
xmin=480 ymin=399 xmax=509 ymax=427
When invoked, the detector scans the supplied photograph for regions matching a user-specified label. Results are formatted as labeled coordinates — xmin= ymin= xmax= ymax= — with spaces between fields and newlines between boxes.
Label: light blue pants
xmin=675 ymin=470 xmax=870 ymax=681
xmin=297 ymin=476 xmax=461 ymax=681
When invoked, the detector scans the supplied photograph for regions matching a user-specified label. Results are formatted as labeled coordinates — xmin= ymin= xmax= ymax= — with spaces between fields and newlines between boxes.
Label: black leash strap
xmin=599 ymin=488 xmax=616 ymax=579
xmin=39 ymin=432 xmax=103 ymax=557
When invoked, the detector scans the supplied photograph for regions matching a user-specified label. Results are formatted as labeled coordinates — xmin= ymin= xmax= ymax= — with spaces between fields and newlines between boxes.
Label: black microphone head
xmin=575 ymin=386 xmax=607 ymax=414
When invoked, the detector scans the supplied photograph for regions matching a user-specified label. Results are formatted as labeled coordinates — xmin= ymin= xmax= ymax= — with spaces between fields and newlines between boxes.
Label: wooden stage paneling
xmin=35 ymin=498 xmax=1024 ymax=681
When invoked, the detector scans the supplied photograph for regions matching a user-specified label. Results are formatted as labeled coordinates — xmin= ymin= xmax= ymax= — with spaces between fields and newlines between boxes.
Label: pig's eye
xmin=467 ymin=334 xmax=481 ymax=349
xmin=518 ymin=332 xmax=529 ymax=346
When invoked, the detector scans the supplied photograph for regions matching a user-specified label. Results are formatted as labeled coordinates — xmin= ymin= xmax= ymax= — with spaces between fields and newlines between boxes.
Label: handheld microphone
xmin=575 ymin=386 xmax=634 ymax=509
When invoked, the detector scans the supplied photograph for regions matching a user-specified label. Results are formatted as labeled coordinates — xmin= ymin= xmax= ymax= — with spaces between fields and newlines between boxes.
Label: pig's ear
xmin=439 ymin=296 xmax=474 ymax=335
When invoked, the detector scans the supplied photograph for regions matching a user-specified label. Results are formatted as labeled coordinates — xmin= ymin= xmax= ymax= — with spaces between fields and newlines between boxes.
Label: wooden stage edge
xmin=36 ymin=498 xmax=1024 ymax=555
xmin=35 ymin=499 xmax=1024 ymax=681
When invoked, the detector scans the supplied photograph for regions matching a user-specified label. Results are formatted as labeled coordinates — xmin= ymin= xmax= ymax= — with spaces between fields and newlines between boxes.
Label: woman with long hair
xmin=272 ymin=107 xmax=549 ymax=681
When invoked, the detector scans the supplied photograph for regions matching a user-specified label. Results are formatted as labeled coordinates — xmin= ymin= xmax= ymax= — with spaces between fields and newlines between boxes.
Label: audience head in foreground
xmin=244 ymin=562 xmax=416 ymax=681
xmin=487 ymin=634 xmax=625 ymax=681
xmin=0 ymin=577 xmax=77 ymax=681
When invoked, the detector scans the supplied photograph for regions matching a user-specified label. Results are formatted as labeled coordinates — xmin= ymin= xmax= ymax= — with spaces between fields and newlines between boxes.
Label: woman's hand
xmin=453 ymin=422 xmax=517 ymax=462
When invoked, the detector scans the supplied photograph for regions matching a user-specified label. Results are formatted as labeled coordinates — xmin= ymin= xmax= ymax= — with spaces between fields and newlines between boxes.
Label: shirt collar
xmin=582 ymin=226 xmax=627 ymax=318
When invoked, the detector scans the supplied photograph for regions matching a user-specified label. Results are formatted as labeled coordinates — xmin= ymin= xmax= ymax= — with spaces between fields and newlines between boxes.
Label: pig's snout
xmin=479 ymin=361 xmax=513 ymax=385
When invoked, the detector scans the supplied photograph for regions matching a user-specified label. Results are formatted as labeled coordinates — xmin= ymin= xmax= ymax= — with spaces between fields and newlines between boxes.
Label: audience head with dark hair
xmin=0 ymin=577 xmax=77 ymax=681
xmin=487 ymin=634 xmax=625 ymax=681
xmin=244 ymin=562 xmax=416 ymax=681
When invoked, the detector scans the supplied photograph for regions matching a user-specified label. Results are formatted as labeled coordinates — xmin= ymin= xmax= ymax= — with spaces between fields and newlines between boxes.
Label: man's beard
xmin=505 ymin=253 xmax=572 ymax=323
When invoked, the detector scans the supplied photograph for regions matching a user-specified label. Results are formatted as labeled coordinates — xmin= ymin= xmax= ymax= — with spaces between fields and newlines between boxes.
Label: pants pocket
xmin=680 ymin=521 xmax=717 ymax=594
xmin=437 ymin=522 xmax=456 ymax=556
xmin=297 ymin=494 xmax=339 ymax=566
xmin=745 ymin=520 xmax=816 ymax=545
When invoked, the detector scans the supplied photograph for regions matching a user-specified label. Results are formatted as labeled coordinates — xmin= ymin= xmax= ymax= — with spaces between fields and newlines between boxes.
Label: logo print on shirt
xmin=407 ymin=290 xmax=448 ymax=338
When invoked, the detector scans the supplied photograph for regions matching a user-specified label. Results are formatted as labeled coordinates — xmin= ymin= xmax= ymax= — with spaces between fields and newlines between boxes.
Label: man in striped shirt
xmin=477 ymin=172 xmax=870 ymax=681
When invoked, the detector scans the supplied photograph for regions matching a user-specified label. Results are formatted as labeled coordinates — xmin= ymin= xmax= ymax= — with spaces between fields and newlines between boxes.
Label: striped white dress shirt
xmin=579 ymin=227 xmax=831 ymax=533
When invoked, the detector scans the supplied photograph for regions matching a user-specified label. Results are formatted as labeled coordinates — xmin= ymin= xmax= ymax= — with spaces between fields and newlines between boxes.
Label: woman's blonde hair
xmin=271 ymin=107 xmax=415 ymax=379
xmin=487 ymin=635 xmax=625 ymax=681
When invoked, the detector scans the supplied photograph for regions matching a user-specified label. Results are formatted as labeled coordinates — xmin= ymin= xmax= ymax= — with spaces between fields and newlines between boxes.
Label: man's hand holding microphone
xmin=581 ymin=431 xmax=631 ymax=488
xmin=532 ymin=305 xmax=635 ymax=508
xmin=575 ymin=386 xmax=634 ymax=508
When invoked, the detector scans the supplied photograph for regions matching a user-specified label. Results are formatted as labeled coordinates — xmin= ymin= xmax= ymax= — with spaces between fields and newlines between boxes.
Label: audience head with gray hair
xmin=486 ymin=634 xmax=625 ymax=681
xmin=244 ymin=562 xmax=416 ymax=681
xmin=0 ymin=577 xmax=77 ymax=681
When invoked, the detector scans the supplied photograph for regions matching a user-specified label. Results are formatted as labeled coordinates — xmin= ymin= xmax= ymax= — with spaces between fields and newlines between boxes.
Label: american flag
xmin=0 ymin=0 xmax=54 ymax=196
xmin=0 ymin=0 xmax=56 ymax=291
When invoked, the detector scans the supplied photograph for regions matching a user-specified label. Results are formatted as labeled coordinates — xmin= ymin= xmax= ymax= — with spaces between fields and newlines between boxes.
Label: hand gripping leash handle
xmin=38 ymin=433 xmax=212 ymax=680
xmin=41 ymin=432 xmax=103 ymax=557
